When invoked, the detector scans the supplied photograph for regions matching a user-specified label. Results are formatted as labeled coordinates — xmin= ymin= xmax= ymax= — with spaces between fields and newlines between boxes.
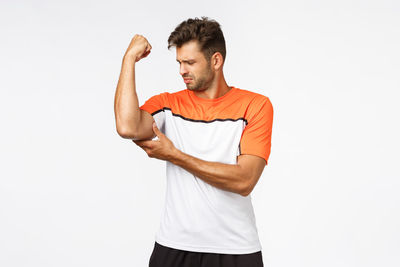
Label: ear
xmin=211 ymin=52 xmax=224 ymax=71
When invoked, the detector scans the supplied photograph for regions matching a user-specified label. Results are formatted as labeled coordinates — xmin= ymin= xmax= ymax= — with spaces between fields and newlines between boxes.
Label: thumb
xmin=152 ymin=121 xmax=162 ymax=136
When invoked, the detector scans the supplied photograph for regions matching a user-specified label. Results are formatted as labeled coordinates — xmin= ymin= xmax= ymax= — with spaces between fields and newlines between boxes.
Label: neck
xmin=192 ymin=72 xmax=230 ymax=100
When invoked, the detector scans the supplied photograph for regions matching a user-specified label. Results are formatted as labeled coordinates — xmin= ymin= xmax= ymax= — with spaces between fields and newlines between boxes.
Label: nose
xmin=179 ymin=64 xmax=188 ymax=76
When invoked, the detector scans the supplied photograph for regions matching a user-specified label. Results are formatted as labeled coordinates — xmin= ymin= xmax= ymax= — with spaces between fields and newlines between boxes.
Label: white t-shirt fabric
xmin=139 ymin=86 xmax=274 ymax=254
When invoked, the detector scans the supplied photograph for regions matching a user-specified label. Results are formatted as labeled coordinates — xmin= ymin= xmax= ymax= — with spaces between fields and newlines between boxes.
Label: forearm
xmin=114 ymin=55 xmax=141 ymax=135
xmin=169 ymin=149 xmax=246 ymax=195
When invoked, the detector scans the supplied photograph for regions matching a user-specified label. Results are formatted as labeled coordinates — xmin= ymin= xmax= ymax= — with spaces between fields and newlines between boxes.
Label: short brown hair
xmin=168 ymin=17 xmax=226 ymax=63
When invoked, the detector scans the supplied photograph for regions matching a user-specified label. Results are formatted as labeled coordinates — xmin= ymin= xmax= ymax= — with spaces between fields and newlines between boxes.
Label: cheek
xmin=195 ymin=66 xmax=206 ymax=76
xmin=189 ymin=68 xmax=197 ymax=78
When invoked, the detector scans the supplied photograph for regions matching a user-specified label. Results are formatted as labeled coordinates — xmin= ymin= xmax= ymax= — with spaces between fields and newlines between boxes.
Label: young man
xmin=114 ymin=17 xmax=273 ymax=267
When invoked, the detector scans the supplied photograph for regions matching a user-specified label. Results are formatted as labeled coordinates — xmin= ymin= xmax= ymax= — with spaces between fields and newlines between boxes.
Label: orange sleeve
xmin=239 ymin=96 xmax=274 ymax=165
xmin=139 ymin=92 xmax=167 ymax=115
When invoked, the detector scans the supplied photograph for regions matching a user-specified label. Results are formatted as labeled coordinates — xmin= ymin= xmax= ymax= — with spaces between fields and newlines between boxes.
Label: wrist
xmin=123 ymin=52 xmax=138 ymax=63
xmin=169 ymin=147 xmax=183 ymax=165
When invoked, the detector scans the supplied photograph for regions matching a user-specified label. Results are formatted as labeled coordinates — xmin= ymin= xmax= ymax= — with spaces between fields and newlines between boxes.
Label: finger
xmin=143 ymin=44 xmax=151 ymax=56
xmin=152 ymin=122 xmax=161 ymax=135
xmin=132 ymin=140 xmax=142 ymax=146
xmin=132 ymin=139 xmax=151 ymax=148
xmin=142 ymin=50 xmax=150 ymax=58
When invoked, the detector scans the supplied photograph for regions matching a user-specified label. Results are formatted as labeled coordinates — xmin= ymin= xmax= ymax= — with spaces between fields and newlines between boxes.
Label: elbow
xmin=236 ymin=167 xmax=253 ymax=197
xmin=239 ymin=186 xmax=251 ymax=197
xmin=238 ymin=181 xmax=252 ymax=197
xmin=115 ymin=116 xmax=140 ymax=139
xmin=116 ymin=125 xmax=136 ymax=139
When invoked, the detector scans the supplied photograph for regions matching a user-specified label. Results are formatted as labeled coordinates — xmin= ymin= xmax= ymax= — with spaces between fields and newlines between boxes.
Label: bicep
xmin=131 ymin=109 xmax=156 ymax=141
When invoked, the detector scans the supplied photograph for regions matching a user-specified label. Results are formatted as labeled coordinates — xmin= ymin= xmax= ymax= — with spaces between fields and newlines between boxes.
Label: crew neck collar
xmin=188 ymin=86 xmax=237 ymax=103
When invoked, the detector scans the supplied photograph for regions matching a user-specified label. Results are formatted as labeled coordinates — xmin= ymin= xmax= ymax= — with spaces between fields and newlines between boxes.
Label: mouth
xmin=183 ymin=77 xmax=192 ymax=84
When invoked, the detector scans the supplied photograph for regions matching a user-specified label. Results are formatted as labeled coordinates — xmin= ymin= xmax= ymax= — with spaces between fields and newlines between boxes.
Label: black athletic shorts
xmin=148 ymin=242 xmax=264 ymax=267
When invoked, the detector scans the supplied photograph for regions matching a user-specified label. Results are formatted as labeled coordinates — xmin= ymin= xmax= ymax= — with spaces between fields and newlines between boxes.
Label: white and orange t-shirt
xmin=139 ymin=86 xmax=273 ymax=254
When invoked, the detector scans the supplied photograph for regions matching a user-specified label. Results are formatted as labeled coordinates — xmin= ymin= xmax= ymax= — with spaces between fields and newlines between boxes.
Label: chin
xmin=187 ymin=84 xmax=207 ymax=91
xmin=187 ymin=86 xmax=199 ymax=91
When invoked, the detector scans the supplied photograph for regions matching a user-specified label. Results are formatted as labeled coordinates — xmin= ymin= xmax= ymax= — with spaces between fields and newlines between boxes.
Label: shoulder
xmin=148 ymin=88 xmax=186 ymax=101
xmin=161 ymin=89 xmax=192 ymax=105
xmin=234 ymin=87 xmax=272 ymax=106
xmin=159 ymin=88 xmax=187 ymax=98
xmin=169 ymin=88 xmax=187 ymax=97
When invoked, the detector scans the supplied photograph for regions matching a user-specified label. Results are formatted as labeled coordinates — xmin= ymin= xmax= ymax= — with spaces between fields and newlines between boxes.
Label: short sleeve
xmin=239 ymin=96 xmax=274 ymax=165
xmin=139 ymin=93 xmax=167 ymax=134
xmin=139 ymin=93 xmax=166 ymax=115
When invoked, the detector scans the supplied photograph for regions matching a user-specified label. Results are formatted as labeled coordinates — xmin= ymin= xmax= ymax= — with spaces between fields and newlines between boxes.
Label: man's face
xmin=176 ymin=40 xmax=214 ymax=91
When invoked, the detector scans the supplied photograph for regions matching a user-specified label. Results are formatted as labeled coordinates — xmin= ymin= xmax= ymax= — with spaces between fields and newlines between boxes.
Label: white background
xmin=1 ymin=0 xmax=399 ymax=266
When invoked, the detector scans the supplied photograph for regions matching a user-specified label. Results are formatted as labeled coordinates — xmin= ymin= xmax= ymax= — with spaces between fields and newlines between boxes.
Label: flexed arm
xmin=114 ymin=34 xmax=156 ymax=140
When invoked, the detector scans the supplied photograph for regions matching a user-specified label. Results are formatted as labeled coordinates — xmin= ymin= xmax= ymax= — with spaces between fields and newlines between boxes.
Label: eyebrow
xmin=176 ymin=59 xmax=195 ymax=63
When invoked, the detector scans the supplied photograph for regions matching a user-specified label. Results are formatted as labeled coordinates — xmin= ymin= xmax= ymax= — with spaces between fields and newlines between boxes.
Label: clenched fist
xmin=124 ymin=34 xmax=152 ymax=62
